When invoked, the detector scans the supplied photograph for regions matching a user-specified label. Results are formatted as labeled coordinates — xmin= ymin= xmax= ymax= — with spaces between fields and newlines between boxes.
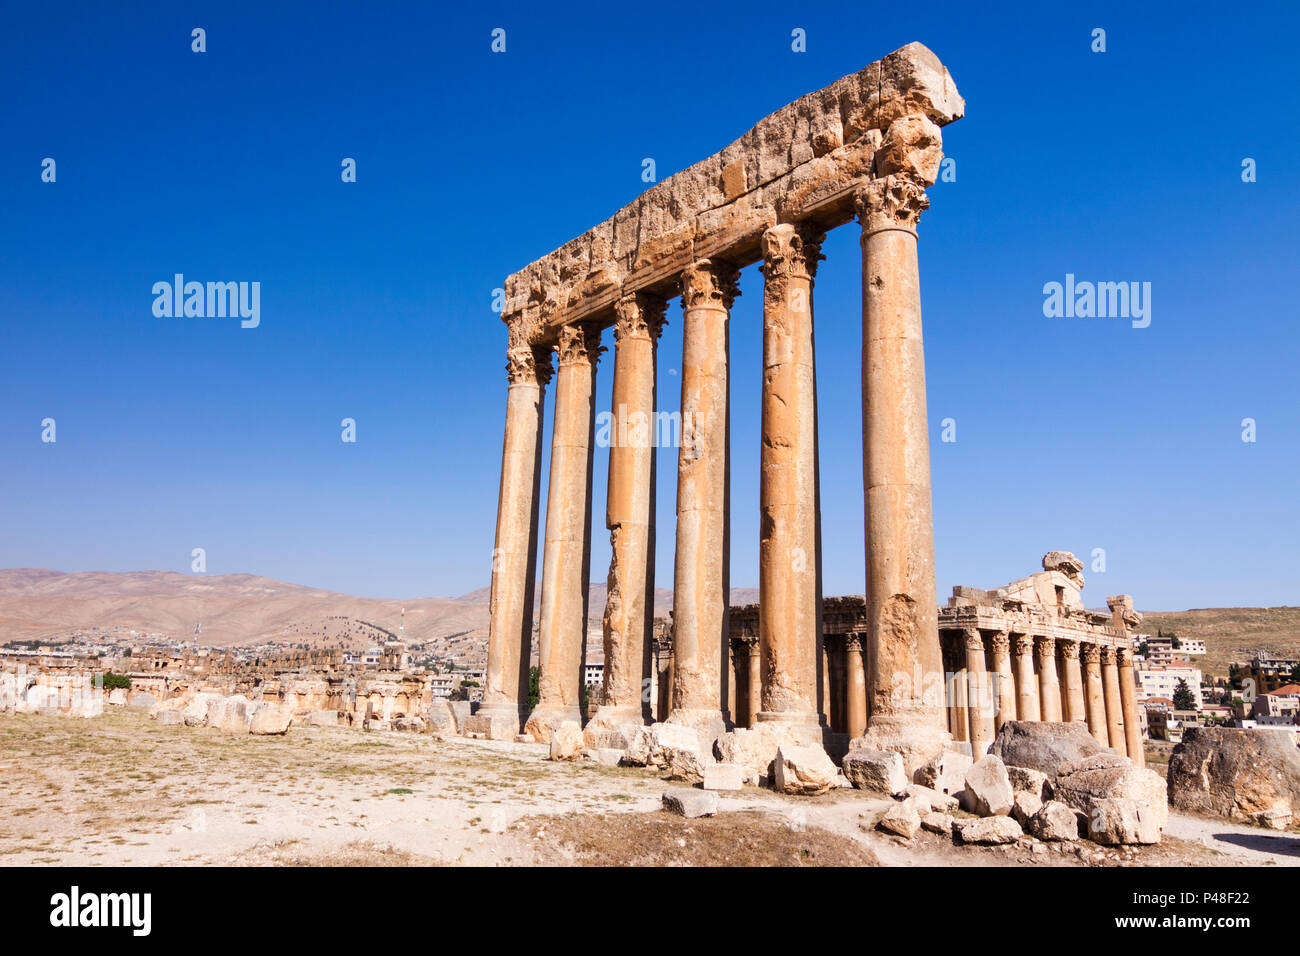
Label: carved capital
xmin=989 ymin=631 xmax=1010 ymax=656
xmin=855 ymin=173 xmax=929 ymax=235
xmin=844 ymin=633 xmax=864 ymax=654
xmin=760 ymin=222 xmax=826 ymax=285
xmin=680 ymin=259 xmax=740 ymax=311
xmin=1012 ymin=634 xmax=1034 ymax=657
xmin=1081 ymin=643 xmax=1102 ymax=666
xmin=962 ymin=627 xmax=984 ymax=654
xmin=1116 ymin=646 xmax=1134 ymax=667
xmin=1058 ymin=639 xmax=1080 ymax=661
xmin=556 ymin=321 xmax=605 ymax=368
xmin=505 ymin=345 xmax=554 ymax=387
xmin=1033 ymin=636 xmax=1055 ymax=661
xmin=1099 ymin=645 xmax=1116 ymax=666
xmin=613 ymin=292 xmax=668 ymax=343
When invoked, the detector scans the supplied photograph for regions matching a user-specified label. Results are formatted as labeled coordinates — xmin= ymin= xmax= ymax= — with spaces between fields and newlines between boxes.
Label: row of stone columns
xmin=945 ymin=629 xmax=1144 ymax=765
xmin=483 ymin=173 xmax=947 ymax=765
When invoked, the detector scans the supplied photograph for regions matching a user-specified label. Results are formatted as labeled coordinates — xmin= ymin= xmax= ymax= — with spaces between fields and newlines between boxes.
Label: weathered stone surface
xmin=107 ymin=688 xmax=127 ymax=706
xmin=1006 ymin=765 xmax=1053 ymax=801
xmin=304 ymin=710 xmax=338 ymax=727
xmin=964 ymin=755 xmax=1014 ymax=817
xmin=842 ymin=747 xmax=907 ymax=795
xmin=125 ymin=693 xmax=156 ymax=710
xmin=713 ymin=725 xmax=791 ymax=785
xmin=426 ymin=700 xmax=458 ymax=736
xmin=1167 ymin=727 xmax=1300 ymax=821
xmin=956 ymin=815 xmax=1023 ymax=845
xmin=183 ymin=693 xmax=221 ymax=727
xmin=513 ymin=733 xmax=536 ymax=744
xmin=623 ymin=725 xmax=656 ymax=766
xmin=856 ymin=720 xmax=951 ymax=781
xmin=1012 ymin=791 xmax=1043 ymax=826
xmin=1086 ymin=797 xmax=1161 ymax=845
xmin=1254 ymin=808 xmax=1293 ymax=830
xmin=900 ymin=783 xmax=958 ymax=814
xmin=208 ymin=695 xmax=253 ymax=733
xmin=703 ymin=763 xmax=745 ymax=791
xmin=463 ymin=712 xmax=520 ymax=741
xmin=503 ymin=43 xmax=963 ymax=338
xmin=988 ymin=720 xmax=1104 ymax=776
xmin=666 ymin=744 xmax=712 ymax=785
xmin=662 ymin=788 xmax=718 ymax=818
xmin=921 ymin=811 xmax=954 ymax=835
xmin=248 ymin=701 xmax=293 ymax=735
xmin=155 ymin=709 xmax=185 ymax=726
xmin=1029 ymin=801 xmax=1081 ymax=842
xmin=773 ymin=744 xmax=839 ymax=795
xmin=878 ymin=800 xmax=922 ymax=839
xmin=856 ymin=800 xmax=896 ymax=832
xmin=584 ymin=747 xmax=625 ymax=768
xmin=1054 ymin=753 xmax=1168 ymax=831
xmin=914 ymin=749 xmax=972 ymax=797
xmin=549 ymin=721 xmax=584 ymax=761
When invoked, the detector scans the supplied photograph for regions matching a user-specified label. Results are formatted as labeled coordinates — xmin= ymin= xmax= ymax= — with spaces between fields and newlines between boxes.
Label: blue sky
xmin=1 ymin=1 xmax=1296 ymax=611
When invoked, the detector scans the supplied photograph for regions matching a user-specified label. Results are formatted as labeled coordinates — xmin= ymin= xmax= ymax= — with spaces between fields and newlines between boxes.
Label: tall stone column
xmin=963 ymin=628 xmax=994 ymax=757
xmin=669 ymin=260 xmax=739 ymax=742
xmin=525 ymin=321 xmax=603 ymax=743
xmin=1081 ymin=643 xmax=1109 ymax=745
xmin=747 ymin=641 xmax=761 ymax=728
xmin=990 ymin=630 xmax=1016 ymax=731
xmin=1035 ymin=637 xmax=1063 ymax=722
xmin=587 ymin=293 xmax=666 ymax=746
xmin=1100 ymin=646 xmax=1126 ymax=751
xmin=757 ymin=223 xmax=824 ymax=741
xmin=475 ymin=336 xmax=553 ymax=740
xmin=1012 ymin=634 xmax=1040 ymax=721
xmin=1117 ymin=646 xmax=1145 ymax=766
xmin=845 ymin=634 xmax=867 ymax=739
xmin=1059 ymin=639 xmax=1086 ymax=723
xmin=856 ymin=175 xmax=949 ymax=772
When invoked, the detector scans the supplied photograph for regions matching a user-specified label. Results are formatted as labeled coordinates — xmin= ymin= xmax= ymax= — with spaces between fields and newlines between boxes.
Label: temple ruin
xmin=477 ymin=41 xmax=966 ymax=770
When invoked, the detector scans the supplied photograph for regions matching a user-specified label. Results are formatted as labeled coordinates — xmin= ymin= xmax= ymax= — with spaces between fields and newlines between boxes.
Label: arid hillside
xmin=1137 ymin=607 xmax=1300 ymax=676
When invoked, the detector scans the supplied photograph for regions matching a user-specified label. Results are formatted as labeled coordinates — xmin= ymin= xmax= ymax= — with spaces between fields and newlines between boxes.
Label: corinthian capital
xmin=989 ymin=631 xmax=1010 ymax=656
xmin=962 ymin=627 xmax=984 ymax=653
xmin=760 ymin=223 xmax=826 ymax=285
xmin=556 ymin=321 xmax=605 ymax=368
xmin=1058 ymin=639 xmax=1080 ymax=661
xmin=505 ymin=345 xmax=553 ymax=387
xmin=855 ymin=173 xmax=929 ymax=235
xmin=1081 ymin=643 xmax=1101 ymax=665
xmin=1116 ymin=646 xmax=1134 ymax=667
xmin=680 ymin=259 xmax=740 ymax=311
xmin=613 ymin=292 xmax=668 ymax=343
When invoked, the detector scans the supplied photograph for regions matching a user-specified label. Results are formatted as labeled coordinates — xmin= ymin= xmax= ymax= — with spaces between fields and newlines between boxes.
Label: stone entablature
xmin=501 ymin=43 xmax=963 ymax=343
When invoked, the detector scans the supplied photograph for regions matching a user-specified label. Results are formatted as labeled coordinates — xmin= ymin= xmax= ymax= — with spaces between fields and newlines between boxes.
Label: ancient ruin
xmin=478 ymin=42 xmax=964 ymax=769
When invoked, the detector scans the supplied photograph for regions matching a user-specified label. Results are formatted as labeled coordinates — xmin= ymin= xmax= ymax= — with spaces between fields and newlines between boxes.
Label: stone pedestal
xmin=668 ymin=260 xmax=739 ymax=742
xmin=526 ymin=322 xmax=602 ymax=743
xmin=756 ymin=224 xmax=825 ymax=739
xmin=856 ymin=175 xmax=948 ymax=766
xmin=1035 ymin=637 xmax=1063 ymax=722
xmin=478 ymin=339 xmax=552 ymax=739
xmin=588 ymin=293 xmax=666 ymax=742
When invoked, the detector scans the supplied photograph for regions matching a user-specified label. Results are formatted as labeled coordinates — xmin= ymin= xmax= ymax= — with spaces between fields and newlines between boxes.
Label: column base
xmin=523 ymin=705 xmax=582 ymax=744
xmin=755 ymin=711 xmax=825 ymax=748
xmin=858 ymin=711 xmax=952 ymax=781
xmin=583 ymin=705 xmax=647 ymax=749
xmin=665 ymin=707 xmax=729 ymax=752
xmin=462 ymin=704 xmax=525 ymax=741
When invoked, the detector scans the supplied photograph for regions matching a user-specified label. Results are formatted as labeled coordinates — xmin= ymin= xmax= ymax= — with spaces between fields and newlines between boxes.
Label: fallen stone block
xmin=513 ymin=733 xmax=535 ymax=744
xmin=1012 ymin=791 xmax=1043 ymax=826
xmin=842 ymin=747 xmax=907 ymax=795
xmin=549 ymin=721 xmax=584 ymax=761
xmin=1086 ymin=797 xmax=1161 ymax=845
xmin=248 ymin=701 xmax=293 ymax=735
xmin=125 ymin=693 xmax=156 ymax=710
xmin=878 ymin=800 xmax=922 ymax=839
xmin=964 ymin=754 xmax=1014 ymax=817
xmin=662 ymin=789 xmax=718 ymax=818
xmin=1253 ymin=808 xmax=1292 ymax=830
xmin=1168 ymin=726 xmax=1300 ymax=822
xmin=921 ymin=811 xmax=954 ymax=835
xmin=913 ymin=749 xmax=972 ymax=798
xmin=584 ymin=747 xmax=624 ymax=768
xmin=856 ymin=800 xmax=896 ymax=832
xmin=956 ymin=815 xmax=1023 ymax=845
xmin=304 ymin=710 xmax=339 ymax=727
xmin=1029 ymin=800 xmax=1081 ymax=842
xmin=1007 ymin=764 xmax=1052 ymax=801
xmin=900 ymin=783 xmax=958 ymax=814
xmin=989 ymin=720 xmax=1104 ymax=777
xmin=208 ymin=695 xmax=253 ymax=733
xmin=773 ymin=744 xmax=839 ymax=796
xmin=1054 ymin=753 xmax=1168 ymax=831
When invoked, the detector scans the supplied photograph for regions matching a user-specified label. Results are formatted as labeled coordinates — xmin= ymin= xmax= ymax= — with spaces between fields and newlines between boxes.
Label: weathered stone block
xmin=703 ymin=763 xmax=744 ymax=791
xmin=842 ymin=747 xmax=907 ymax=795
xmin=549 ymin=721 xmax=583 ymax=761
xmin=662 ymin=789 xmax=718 ymax=818
xmin=773 ymin=744 xmax=838 ymax=796
xmin=989 ymin=720 xmax=1104 ymax=776
xmin=956 ymin=815 xmax=1022 ymax=845
xmin=1028 ymin=801 xmax=1081 ymax=842
xmin=964 ymin=755 xmax=1014 ymax=817
xmin=878 ymin=800 xmax=922 ymax=839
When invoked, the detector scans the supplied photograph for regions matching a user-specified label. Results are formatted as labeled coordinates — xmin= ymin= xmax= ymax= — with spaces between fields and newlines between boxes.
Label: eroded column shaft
xmin=1117 ymin=646 xmax=1145 ymax=766
xmin=526 ymin=322 xmax=602 ymax=743
xmin=479 ymin=343 xmax=553 ymax=737
xmin=757 ymin=224 xmax=824 ymax=736
xmin=669 ymin=260 xmax=739 ymax=738
xmin=1013 ymin=635 xmax=1041 ymax=722
xmin=1060 ymin=639 xmax=1087 ymax=723
xmin=964 ymin=628 xmax=994 ymax=757
xmin=1036 ymin=637 xmax=1063 ymax=722
xmin=1082 ymin=643 xmax=1109 ymax=745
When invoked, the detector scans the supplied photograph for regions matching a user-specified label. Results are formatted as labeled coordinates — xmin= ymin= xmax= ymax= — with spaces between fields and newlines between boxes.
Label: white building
xmin=1136 ymin=665 xmax=1203 ymax=711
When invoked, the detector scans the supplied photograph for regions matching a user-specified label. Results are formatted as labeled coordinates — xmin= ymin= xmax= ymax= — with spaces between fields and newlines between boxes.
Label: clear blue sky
xmin=2 ymin=2 xmax=1296 ymax=611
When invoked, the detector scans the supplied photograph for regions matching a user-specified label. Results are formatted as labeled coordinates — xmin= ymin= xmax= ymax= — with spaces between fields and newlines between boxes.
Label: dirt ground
xmin=0 ymin=710 xmax=1294 ymax=867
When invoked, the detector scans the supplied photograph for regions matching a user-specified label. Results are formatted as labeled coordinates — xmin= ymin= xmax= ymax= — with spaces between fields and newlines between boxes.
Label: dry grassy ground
xmin=0 ymin=711 xmax=1292 ymax=867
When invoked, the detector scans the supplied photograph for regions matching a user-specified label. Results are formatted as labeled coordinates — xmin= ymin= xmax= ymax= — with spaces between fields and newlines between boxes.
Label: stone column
xmin=845 ymin=634 xmax=867 ymax=739
xmin=746 ymin=641 xmax=761 ymax=728
xmin=1012 ymin=634 xmax=1040 ymax=721
xmin=963 ymin=628 xmax=994 ymax=757
xmin=757 ymin=223 xmax=824 ymax=741
xmin=1117 ymin=646 xmax=1145 ymax=766
xmin=668 ymin=260 xmax=739 ymax=741
xmin=1100 ymin=646 xmax=1126 ymax=752
xmin=1035 ymin=637 xmax=1063 ymax=722
xmin=475 ymin=336 xmax=553 ymax=739
xmin=1059 ymin=639 xmax=1086 ymax=723
xmin=1081 ymin=643 xmax=1109 ymax=745
xmin=587 ymin=293 xmax=666 ymax=746
xmin=990 ymin=630 xmax=1016 ymax=732
xmin=525 ymin=321 xmax=603 ymax=743
xmin=856 ymin=176 xmax=949 ymax=771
